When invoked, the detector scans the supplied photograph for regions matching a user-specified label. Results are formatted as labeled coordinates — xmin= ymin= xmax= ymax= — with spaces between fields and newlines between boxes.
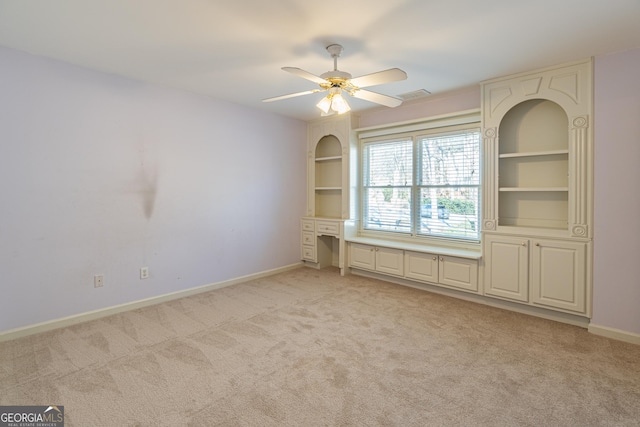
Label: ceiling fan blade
xmin=352 ymin=89 xmax=403 ymax=108
xmin=349 ymin=68 xmax=407 ymax=88
xmin=282 ymin=67 xmax=327 ymax=85
xmin=262 ymin=89 xmax=323 ymax=103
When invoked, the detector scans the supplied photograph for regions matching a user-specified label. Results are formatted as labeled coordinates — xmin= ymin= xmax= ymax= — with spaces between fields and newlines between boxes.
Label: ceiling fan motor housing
xmin=320 ymin=70 xmax=353 ymax=87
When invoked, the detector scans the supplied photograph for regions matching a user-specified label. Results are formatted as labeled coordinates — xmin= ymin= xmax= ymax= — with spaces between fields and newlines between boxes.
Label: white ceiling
xmin=1 ymin=0 xmax=639 ymax=121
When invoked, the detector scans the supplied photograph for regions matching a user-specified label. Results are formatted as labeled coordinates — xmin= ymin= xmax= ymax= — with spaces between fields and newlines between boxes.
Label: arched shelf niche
xmin=313 ymin=134 xmax=343 ymax=218
xmin=499 ymin=99 xmax=568 ymax=155
xmin=497 ymin=99 xmax=570 ymax=230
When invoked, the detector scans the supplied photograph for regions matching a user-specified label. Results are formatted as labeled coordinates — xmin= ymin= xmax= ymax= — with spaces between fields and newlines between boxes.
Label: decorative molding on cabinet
xmin=482 ymin=126 xmax=497 ymax=227
xmin=570 ymin=115 xmax=590 ymax=235
xmin=482 ymin=58 xmax=592 ymax=122
xmin=481 ymin=58 xmax=593 ymax=320
xmin=522 ymin=77 xmax=542 ymax=96
xmin=483 ymin=220 xmax=496 ymax=231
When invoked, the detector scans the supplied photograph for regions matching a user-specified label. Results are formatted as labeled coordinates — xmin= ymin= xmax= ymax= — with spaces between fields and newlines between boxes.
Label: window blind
xmin=360 ymin=121 xmax=481 ymax=242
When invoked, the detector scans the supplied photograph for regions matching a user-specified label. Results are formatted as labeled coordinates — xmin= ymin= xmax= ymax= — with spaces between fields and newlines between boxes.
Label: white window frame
xmin=357 ymin=110 xmax=482 ymax=244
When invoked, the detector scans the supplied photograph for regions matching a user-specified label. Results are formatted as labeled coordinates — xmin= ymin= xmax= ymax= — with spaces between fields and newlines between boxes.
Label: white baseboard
xmin=350 ymin=268 xmax=592 ymax=328
xmin=588 ymin=324 xmax=640 ymax=345
xmin=351 ymin=268 xmax=640 ymax=345
xmin=0 ymin=262 xmax=303 ymax=343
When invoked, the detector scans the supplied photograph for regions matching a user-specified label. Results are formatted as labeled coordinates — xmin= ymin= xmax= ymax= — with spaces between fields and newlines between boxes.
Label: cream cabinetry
xmin=302 ymin=114 xmax=358 ymax=275
xmin=301 ymin=217 xmax=344 ymax=271
xmin=482 ymin=59 xmax=592 ymax=238
xmin=405 ymin=251 xmax=478 ymax=292
xmin=530 ymin=238 xmax=587 ymax=313
xmin=301 ymin=219 xmax=317 ymax=262
xmin=481 ymin=59 xmax=593 ymax=318
xmin=483 ymin=234 xmax=529 ymax=302
xmin=438 ymin=255 xmax=479 ymax=292
xmin=349 ymin=243 xmax=479 ymax=293
xmin=306 ymin=114 xmax=357 ymax=220
xmin=349 ymin=243 xmax=404 ymax=276
xmin=484 ymin=234 xmax=587 ymax=314
xmin=404 ymin=251 xmax=438 ymax=283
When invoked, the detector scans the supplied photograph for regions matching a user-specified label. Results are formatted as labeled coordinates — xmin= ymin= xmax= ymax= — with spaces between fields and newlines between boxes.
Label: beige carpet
xmin=1 ymin=267 xmax=639 ymax=426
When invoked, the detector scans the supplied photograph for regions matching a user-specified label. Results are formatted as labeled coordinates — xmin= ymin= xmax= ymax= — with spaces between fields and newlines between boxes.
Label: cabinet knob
xmin=375 ymin=248 xmax=379 ymax=251
xmin=440 ymin=257 xmax=444 ymax=261
xmin=432 ymin=257 xmax=437 ymax=261
xmin=535 ymin=242 xmax=540 ymax=246
xmin=522 ymin=242 xmax=527 ymax=246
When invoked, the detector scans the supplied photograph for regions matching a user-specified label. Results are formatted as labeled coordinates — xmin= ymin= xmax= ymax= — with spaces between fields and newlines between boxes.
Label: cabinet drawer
xmin=316 ymin=220 xmax=340 ymax=236
xmin=302 ymin=245 xmax=316 ymax=262
xmin=301 ymin=219 xmax=315 ymax=232
xmin=302 ymin=231 xmax=315 ymax=246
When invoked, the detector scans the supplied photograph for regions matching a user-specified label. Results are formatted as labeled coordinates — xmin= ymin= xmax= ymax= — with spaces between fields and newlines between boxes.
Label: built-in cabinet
xmin=348 ymin=242 xmax=479 ymax=294
xmin=482 ymin=59 xmax=593 ymax=317
xmin=301 ymin=217 xmax=343 ymax=270
xmin=300 ymin=59 xmax=594 ymax=323
xmin=349 ymin=243 xmax=404 ymax=277
xmin=484 ymin=234 xmax=587 ymax=313
xmin=301 ymin=114 xmax=358 ymax=274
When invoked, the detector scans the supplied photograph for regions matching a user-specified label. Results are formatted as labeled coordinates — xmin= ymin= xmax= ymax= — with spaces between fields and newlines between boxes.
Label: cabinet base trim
xmin=588 ymin=324 xmax=640 ymax=345
xmin=350 ymin=268 xmax=590 ymax=329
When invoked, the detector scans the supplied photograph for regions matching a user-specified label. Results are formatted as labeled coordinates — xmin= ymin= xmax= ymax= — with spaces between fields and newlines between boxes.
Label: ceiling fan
xmin=262 ymin=44 xmax=407 ymax=115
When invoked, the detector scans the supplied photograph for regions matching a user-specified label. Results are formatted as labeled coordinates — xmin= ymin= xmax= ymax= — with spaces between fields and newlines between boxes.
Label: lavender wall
xmin=357 ymin=86 xmax=480 ymax=128
xmin=0 ymin=46 xmax=307 ymax=333
xmin=592 ymin=48 xmax=640 ymax=335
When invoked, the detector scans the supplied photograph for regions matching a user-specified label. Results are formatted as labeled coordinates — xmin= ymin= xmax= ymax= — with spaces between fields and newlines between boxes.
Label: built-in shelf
xmin=499 ymin=187 xmax=569 ymax=192
xmin=315 ymin=155 xmax=342 ymax=162
xmin=499 ymin=149 xmax=569 ymax=158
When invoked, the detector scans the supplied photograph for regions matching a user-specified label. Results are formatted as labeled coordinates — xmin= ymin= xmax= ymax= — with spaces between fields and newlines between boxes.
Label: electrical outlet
xmin=94 ymin=274 xmax=104 ymax=288
xmin=140 ymin=267 xmax=149 ymax=279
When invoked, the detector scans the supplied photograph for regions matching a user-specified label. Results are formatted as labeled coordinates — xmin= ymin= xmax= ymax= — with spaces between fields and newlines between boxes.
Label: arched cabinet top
xmin=315 ymin=134 xmax=342 ymax=158
xmin=308 ymin=114 xmax=354 ymax=151
xmin=482 ymin=59 xmax=592 ymax=129
xmin=498 ymin=99 xmax=569 ymax=153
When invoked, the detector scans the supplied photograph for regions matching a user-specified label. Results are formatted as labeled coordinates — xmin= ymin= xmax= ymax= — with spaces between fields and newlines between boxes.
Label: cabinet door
xmin=438 ymin=256 xmax=478 ymax=292
xmin=531 ymin=239 xmax=586 ymax=313
xmin=375 ymin=247 xmax=404 ymax=277
xmin=484 ymin=234 xmax=529 ymax=302
xmin=349 ymin=243 xmax=375 ymax=271
xmin=405 ymin=251 xmax=438 ymax=283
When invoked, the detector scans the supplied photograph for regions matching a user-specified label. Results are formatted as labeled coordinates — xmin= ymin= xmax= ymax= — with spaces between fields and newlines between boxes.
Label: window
xmin=361 ymin=122 xmax=481 ymax=242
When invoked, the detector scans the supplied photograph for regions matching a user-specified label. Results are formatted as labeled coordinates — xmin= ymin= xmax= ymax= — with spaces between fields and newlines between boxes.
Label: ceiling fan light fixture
xmin=317 ymin=86 xmax=350 ymax=115
xmin=316 ymin=96 xmax=332 ymax=114
xmin=331 ymin=93 xmax=350 ymax=114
